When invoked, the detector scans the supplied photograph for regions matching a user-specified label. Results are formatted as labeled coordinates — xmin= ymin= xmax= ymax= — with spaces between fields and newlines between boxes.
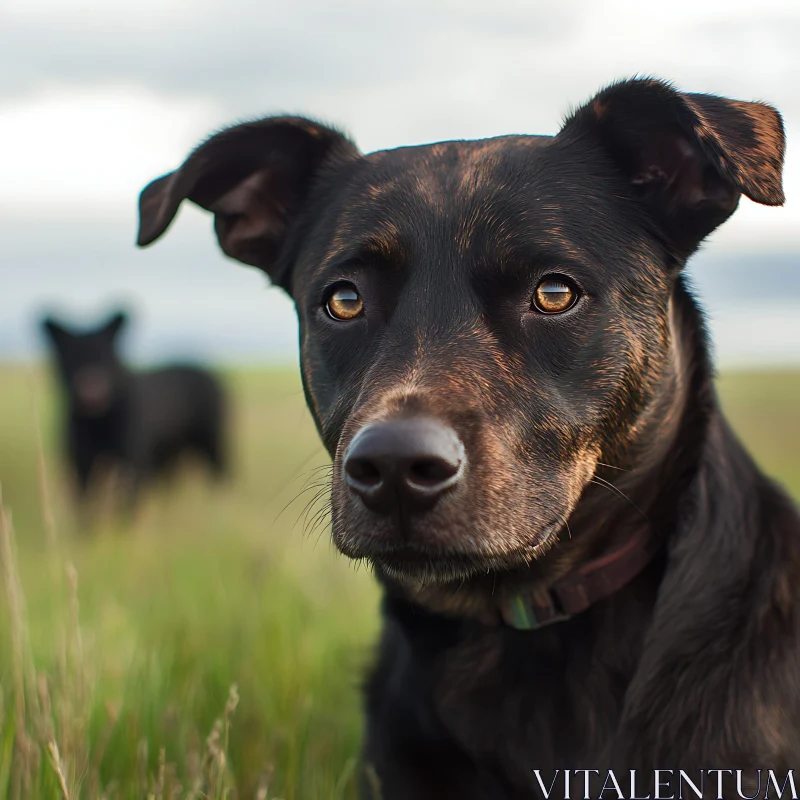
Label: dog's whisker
xmin=274 ymin=479 xmax=332 ymax=525
xmin=300 ymin=464 xmax=334 ymax=483
xmin=295 ymin=487 xmax=331 ymax=536
xmin=303 ymin=514 xmax=330 ymax=547
xmin=298 ymin=471 xmax=333 ymax=494
xmin=307 ymin=500 xmax=330 ymax=529
xmin=311 ymin=521 xmax=331 ymax=549
xmin=303 ymin=497 xmax=328 ymax=536
xmin=596 ymin=461 xmax=629 ymax=473
xmin=589 ymin=477 xmax=649 ymax=522
xmin=266 ymin=454 xmax=331 ymax=503
xmin=307 ymin=500 xmax=332 ymax=537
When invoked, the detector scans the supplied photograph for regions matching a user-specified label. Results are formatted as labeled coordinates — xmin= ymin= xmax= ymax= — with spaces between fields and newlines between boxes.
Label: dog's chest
xmin=431 ymin=624 xmax=629 ymax=785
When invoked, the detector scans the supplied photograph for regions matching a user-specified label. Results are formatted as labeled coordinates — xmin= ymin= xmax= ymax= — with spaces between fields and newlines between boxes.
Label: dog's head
xmin=41 ymin=311 xmax=130 ymax=417
xmin=138 ymin=79 xmax=784 ymax=583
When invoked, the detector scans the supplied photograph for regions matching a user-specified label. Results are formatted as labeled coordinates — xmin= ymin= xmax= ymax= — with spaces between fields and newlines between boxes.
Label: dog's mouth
xmin=332 ymin=513 xmax=566 ymax=584
xmin=373 ymin=549 xmax=506 ymax=585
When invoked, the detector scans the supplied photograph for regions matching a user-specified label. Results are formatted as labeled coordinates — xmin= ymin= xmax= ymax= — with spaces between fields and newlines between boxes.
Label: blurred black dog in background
xmin=42 ymin=310 xmax=227 ymax=511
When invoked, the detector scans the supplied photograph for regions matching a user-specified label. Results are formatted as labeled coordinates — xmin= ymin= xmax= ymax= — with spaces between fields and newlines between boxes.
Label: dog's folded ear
xmin=136 ymin=117 xmax=358 ymax=290
xmin=561 ymin=78 xmax=785 ymax=255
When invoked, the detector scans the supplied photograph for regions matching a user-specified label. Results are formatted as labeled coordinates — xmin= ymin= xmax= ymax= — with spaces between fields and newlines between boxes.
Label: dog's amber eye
xmin=532 ymin=277 xmax=577 ymax=314
xmin=326 ymin=285 xmax=364 ymax=320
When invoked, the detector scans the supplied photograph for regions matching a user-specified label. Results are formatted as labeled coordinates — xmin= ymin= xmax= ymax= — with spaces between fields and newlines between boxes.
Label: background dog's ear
xmin=41 ymin=316 xmax=69 ymax=343
xmin=136 ymin=117 xmax=359 ymax=291
xmin=561 ymin=78 xmax=785 ymax=256
xmin=101 ymin=311 xmax=128 ymax=339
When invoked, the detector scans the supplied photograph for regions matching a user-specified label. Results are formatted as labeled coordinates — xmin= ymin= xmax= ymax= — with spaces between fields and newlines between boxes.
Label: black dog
xmin=42 ymin=311 xmax=227 ymax=510
xmin=137 ymin=78 xmax=798 ymax=796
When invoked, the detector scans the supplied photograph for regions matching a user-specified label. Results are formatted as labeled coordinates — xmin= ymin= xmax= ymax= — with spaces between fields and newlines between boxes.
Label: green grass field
xmin=1 ymin=365 xmax=799 ymax=799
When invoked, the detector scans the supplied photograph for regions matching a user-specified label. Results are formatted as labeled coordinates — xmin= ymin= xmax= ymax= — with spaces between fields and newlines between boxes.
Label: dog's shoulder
xmin=615 ymin=412 xmax=800 ymax=765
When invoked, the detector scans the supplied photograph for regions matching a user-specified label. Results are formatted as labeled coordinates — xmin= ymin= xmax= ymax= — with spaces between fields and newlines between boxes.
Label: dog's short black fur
xmin=42 ymin=311 xmax=227 ymax=508
xmin=137 ymin=78 xmax=798 ymax=796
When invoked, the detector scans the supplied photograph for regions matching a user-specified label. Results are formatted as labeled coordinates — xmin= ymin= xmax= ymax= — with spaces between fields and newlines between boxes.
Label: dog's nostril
xmin=408 ymin=458 xmax=459 ymax=486
xmin=345 ymin=458 xmax=382 ymax=487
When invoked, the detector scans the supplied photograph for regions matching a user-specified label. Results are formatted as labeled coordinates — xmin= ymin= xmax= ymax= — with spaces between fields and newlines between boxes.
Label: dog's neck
xmin=384 ymin=277 xmax=715 ymax=627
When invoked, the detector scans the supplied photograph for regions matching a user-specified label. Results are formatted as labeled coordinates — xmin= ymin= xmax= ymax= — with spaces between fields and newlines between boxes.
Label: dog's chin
xmin=371 ymin=550 xmax=528 ymax=584
xmin=333 ymin=523 xmax=563 ymax=586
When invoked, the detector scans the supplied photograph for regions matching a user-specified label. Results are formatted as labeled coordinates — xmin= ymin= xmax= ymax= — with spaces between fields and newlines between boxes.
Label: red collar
xmin=500 ymin=525 xmax=660 ymax=630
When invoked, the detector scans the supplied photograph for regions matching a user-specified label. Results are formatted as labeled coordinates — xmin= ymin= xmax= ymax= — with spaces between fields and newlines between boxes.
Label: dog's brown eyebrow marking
xmin=459 ymin=213 xmax=600 ymax=278
xmin=313 ymin=220 xmax=407 ymax=278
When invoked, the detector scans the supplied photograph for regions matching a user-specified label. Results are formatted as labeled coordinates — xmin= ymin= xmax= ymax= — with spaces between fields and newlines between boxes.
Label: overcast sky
xmin=2 ymin=0 xmax=799 ymax=365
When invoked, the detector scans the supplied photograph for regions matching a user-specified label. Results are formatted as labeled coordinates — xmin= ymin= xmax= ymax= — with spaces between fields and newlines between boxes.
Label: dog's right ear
xmin=136 ymin=117 xmax=359 ymax=292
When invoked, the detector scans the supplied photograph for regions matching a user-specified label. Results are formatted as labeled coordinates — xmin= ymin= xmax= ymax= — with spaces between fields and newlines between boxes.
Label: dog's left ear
xmin=561 ymin=78 xmax=785 ymax=256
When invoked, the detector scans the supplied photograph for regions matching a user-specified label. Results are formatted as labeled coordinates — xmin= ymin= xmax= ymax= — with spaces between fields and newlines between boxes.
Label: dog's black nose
xmin=344 ymin=419 xmax=464 ymax=514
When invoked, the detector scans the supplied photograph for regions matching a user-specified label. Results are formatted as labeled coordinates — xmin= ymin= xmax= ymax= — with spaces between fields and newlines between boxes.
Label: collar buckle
xmin=501 ymin=591 xmax=571 ymax=630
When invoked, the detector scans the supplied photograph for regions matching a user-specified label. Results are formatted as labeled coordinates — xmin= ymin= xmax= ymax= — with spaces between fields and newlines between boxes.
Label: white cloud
xmin=0 ymin=87 xmax=218 ymax=207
